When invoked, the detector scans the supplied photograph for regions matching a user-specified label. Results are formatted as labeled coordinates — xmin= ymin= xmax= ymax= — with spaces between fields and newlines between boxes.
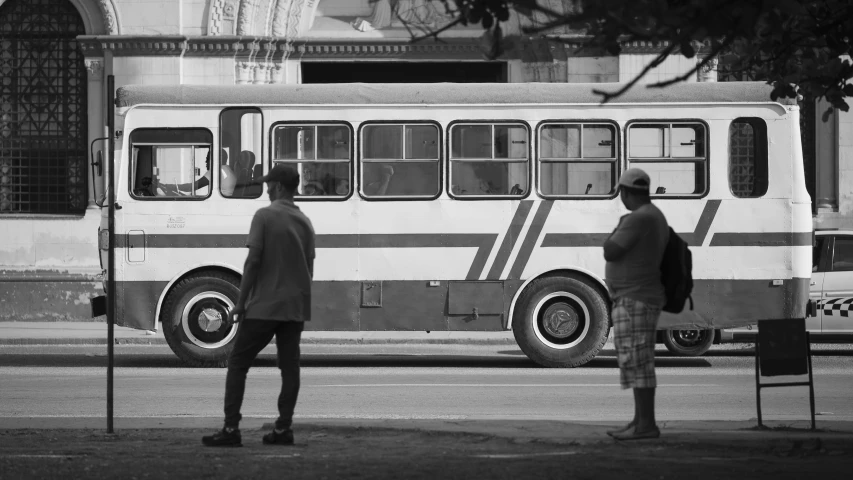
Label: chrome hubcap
xmin=541 ymin=303 xmax=580 ymax=339
xmin=181 ymin=291 xmax=237 ymax=349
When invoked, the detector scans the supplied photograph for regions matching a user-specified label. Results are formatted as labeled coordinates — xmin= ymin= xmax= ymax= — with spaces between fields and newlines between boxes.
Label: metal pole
xmin=807 ymin=332 xmax=816 ymax=430
xmin=106 ymin=75 xmax=115 ymax=434
xmin=754 ymin=340 xmax=762 ymax=428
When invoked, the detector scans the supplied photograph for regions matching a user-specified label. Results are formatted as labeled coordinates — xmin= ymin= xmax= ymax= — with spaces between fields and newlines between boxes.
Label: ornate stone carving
xmin=237 ymin=0 xmax=261 ymax=35
xmin=235 ymin=61 xmax=254 ymax=84
xmin=84 ymin=58 xmax=103 ymax=80
xmin=272 ymin=0 xmax=312 ymax=39
xmin=208 ymin=0 xmax=239 ymax=35
xmin=96 ymin=0 xmax=121 ymax=35
xmin=253 ymin=63 xmax=272 ymax=84
xmin=271 ymin=62 xmax=286 ymax=84
xmin=392 ymin=0 xmax=454 ymax=29
xmin=352 ymin=0 xmax=391 ymax=32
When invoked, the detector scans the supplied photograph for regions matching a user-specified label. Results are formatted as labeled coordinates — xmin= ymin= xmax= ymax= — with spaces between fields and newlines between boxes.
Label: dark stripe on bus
xmin=709 ymin=232 xmax=812 ymax=247
xmin=539 ymin=233 xmax=610 ymax=248
xmin=682 ymin=199 xmax=721 ymax=247
xmin=508 ymin=201 xmax=554 ymax=280
xmin=540 ymin=199 xmax=721 ymax=248
xmin=486 ymin=201 xmax=534 ymax=280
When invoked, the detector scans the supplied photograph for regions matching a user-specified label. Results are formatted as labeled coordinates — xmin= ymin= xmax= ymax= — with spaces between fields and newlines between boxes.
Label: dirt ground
xmin=0 ymin=425 xmax=851 ymax=480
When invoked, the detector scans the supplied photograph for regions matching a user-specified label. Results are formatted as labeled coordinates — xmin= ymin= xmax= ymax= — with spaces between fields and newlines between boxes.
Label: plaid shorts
xmin=612 ymin=297 xmax=661 ymax=389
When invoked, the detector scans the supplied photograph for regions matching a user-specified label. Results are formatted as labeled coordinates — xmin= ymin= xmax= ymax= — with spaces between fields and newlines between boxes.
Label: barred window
xmin=0 ymin=0 xmax=87 ymax=214
xmin=450 ymin=123 xmax=528 ymax=198
xmin=273 ymin=123 xmax=351 ymax=198
xmin=729 ymin=118 xmax=768 ymax=198
xmin=538 ymin=123 xmax=617 ymax=198
xmin=627 ymin=122 xmax=707 ymax=196
xmin=361 ymin=123 xmax=440 ymax=199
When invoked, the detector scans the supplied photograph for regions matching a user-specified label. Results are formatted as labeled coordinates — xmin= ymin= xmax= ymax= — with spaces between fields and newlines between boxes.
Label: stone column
xmin=85 ymin=58 xmax=105 ymax=208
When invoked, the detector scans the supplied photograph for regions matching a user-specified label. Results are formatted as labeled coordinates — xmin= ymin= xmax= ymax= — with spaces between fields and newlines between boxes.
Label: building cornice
xmin=77 ymin=35 xmax=487 ymax=60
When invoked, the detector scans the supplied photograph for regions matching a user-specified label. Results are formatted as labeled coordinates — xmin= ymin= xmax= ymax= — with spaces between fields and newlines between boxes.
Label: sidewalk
xmin=0 ymin=321 xmax=517 ymax=345
xmin=1 ymin=418 xmax=851 ymax=480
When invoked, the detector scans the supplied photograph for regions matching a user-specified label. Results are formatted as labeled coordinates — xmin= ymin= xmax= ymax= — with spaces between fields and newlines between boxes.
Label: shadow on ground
xmin=0 ymin=424 xmax=850 ymax=480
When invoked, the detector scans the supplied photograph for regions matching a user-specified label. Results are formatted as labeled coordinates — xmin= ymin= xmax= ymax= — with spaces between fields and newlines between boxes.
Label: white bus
xmin=98 ymin=82 xmax=813 ymax=367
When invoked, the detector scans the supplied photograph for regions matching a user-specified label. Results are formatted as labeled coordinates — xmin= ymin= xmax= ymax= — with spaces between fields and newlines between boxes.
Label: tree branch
xmin=592 ymin=41 xmax=679 ymax=103
xmin=650 ymin=37 xmax=735 ymax=88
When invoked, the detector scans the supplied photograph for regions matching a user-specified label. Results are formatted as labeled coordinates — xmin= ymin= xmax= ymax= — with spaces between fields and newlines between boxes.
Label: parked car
xmin=662 ymin=230 xmax=853 ymax=356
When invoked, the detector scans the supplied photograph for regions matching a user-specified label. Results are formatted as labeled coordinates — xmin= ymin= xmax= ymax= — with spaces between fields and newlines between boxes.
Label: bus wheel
xmin=512 ymin=275 xmax=610 ymax=367
xmin=162 ymin=272 xmax=241 ymax=368
xmin=662 ymin=329 xmax=714 ymax=357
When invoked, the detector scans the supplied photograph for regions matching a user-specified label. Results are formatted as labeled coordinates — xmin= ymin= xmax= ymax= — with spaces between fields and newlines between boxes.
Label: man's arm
xmin=603 ymin=239 xmax=629 ymax=262
xmin=236 ymin=245 xmax=262 ymax=309
xmin=603 ymin=213 xmax=643 ymax=262
xmin=230 ymin=211 xmax=264 ymax=322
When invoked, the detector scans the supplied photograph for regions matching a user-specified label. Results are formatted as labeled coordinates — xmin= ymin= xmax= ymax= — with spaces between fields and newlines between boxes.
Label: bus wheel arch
xmin=160 ymin=267 xmax=242 ymax=368
xmin=510 ymin=270 xmax=611 ymax=368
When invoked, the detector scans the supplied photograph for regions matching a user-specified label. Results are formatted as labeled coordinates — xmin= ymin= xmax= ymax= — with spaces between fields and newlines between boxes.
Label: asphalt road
xmin=1 ymin=344 xmax=852 ymax=424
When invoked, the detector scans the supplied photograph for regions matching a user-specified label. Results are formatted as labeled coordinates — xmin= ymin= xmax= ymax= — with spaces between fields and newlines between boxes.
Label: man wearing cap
xmin=603 ymin=167 xmax=669 ymax=440
xmin=203 ymin=164 xmax=315 ymax=447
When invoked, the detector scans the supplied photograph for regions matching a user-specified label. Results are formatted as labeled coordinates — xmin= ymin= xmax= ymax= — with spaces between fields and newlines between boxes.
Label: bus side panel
xmin=309 ymin=281 xmax=359 ymax=330
xmin=305 ymin=280 xmax=515 ymax=332
xmin=657 ymin=278 xmax=810 ymax=329
xmin=115 ymin=280 xmax=167 ymax=330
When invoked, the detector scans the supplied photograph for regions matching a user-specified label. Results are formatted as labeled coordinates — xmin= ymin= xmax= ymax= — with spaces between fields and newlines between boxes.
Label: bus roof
xmin=116 ymin=81 xmax=797 ymax=108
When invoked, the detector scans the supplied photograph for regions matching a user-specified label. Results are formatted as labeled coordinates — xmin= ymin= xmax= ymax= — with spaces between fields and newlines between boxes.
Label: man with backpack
xmin=603 ymin=168 xmax=670 ymax=440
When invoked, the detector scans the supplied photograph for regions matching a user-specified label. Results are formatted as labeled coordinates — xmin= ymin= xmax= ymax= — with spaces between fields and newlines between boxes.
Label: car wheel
xmin=162 ymin=271 xmax=240 ymax=367
xmin=662 ymin=329 xmax=714 ymax=357
xmin=512 ymin=275 xmax=610 ymax=367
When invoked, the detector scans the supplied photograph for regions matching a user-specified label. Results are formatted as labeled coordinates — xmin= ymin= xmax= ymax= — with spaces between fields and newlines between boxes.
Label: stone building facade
xmin=0 ymin=0 xmax=849 ymax=322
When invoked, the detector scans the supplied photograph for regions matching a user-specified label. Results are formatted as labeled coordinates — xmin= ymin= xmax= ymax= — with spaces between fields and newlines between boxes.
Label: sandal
xmin=606 ymin=421 xmax=636 ymax=437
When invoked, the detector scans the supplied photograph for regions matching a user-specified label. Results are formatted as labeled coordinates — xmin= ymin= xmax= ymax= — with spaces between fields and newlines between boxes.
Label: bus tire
xmin=512 ymin=275 xmax=610 ymax=367
xmin=662 ymin=329 xmax=714 ymax=357
xmin=161 ymin=272 xmax=241 ymax=368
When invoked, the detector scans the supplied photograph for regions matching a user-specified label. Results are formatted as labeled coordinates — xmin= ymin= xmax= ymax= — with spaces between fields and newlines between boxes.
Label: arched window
xmin=0 ymin=0 xmax=87 ymax=214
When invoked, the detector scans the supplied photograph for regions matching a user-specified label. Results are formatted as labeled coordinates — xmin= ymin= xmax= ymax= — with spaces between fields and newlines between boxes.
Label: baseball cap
xmin=618 ymin=168 xmax=651 ymax=191
xmin=254 ymin=163 xmax=300 ymax=188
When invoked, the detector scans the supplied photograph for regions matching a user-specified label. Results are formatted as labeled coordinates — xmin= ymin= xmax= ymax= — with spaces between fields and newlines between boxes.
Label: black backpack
xmin=660 ymin=227 xmax=694 ymax=313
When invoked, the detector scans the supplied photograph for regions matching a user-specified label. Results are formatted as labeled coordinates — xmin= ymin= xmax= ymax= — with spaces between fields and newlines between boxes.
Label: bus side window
xmin=129 ymin=129 xmax=213 ymax=199
xmin=449 ymin=122 xmax=528 ymax=198
xmin=627 ymin=122 xmax=707 ymax=197
xmin=729 ymin=118 xmax=768 ymax=198
xmin=220 ymin=108 xmax=263 ymax=199
xmin=361 ymin=123 xmax=440 ymax=199
xmin=273 ymin=123 xmax=352 ymax=198
xmin=538 ymin=122 xmax=617 ymax=198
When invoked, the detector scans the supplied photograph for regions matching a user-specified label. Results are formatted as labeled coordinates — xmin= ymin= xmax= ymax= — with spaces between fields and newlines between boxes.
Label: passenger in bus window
xmin=364 ymin=164 xmax=394 ymax=196
xmin=133 ymin=176 xmax=155 ymax=197
xmin=335 ymin=178 xmax=350 ymax=196
xmin=603 ymin=167 xmax=669 ymax=441
xmin=165 ymin=150 xmax=237 ymax=197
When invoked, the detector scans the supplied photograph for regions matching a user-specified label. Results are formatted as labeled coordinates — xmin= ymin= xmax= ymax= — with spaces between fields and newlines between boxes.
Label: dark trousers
xmin=224 ymin=319 xmax=304 ymax=430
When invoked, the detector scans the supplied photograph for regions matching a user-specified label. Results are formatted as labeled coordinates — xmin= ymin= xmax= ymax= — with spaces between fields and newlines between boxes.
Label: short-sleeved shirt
xmin=245 ymin=199 xmax=315 ymax=322
xmin=604 ymin=203 xmax=669 ymax=307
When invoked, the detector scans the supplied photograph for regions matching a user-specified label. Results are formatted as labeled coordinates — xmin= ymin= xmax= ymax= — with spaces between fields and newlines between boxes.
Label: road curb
xmin=0 ymin=337 xmax=519 ymax=346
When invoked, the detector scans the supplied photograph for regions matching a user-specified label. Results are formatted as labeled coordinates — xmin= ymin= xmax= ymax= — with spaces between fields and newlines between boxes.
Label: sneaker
xmin=202 ymin=427 xmax=242 ymax=447
xmin=262 ymin=428 xmax=294 ymax=445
